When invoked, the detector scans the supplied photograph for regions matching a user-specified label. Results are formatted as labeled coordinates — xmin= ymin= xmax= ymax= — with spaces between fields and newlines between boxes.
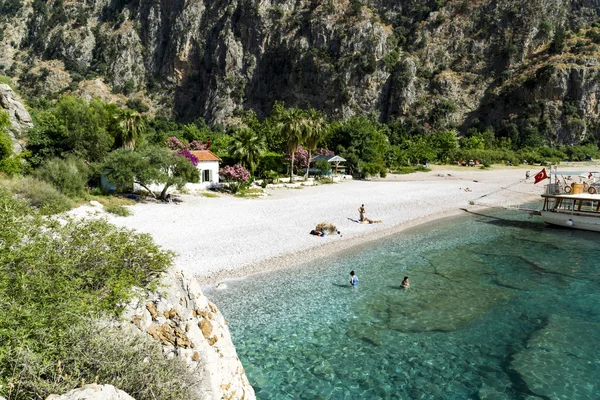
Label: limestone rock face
xmin=122 ymin=269 xmax=255 ymax=400
xmin=50 ymin=384 xmax=135 ymax=400
xmin=0 ymin=84 xmax=33 ymax=153
xmin=3 ymin=0 xmax=600 ymax=143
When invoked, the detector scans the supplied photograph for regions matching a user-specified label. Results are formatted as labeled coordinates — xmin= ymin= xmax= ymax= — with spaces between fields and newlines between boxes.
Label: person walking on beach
xmin=358 ymin=204 xmax=366 ymax=222
xmin=350 ymin=271 xmax=358 ymax=287
xmin=401 ymin=276 xmax=410 ymax=288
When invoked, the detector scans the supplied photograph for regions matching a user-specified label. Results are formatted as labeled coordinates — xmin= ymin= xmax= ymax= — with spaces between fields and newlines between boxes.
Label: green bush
xmin=379 ymin=165 xmax=388 ymax=178
xmin=0 ymin=156 xmax=22 ymax=176
xmin=4 ymin=322 xmax=195 ymax=400
xmin=125 ymin=98 xmax=150 ymax=113
xmin=0 ymin=189 xmax=178 ymax=399
xmin=2 ymin=176 xmax=75 ymax=214
xmin=360 ymin=162 xmax=383 ymax=178
xmin=34 ymin=156 xmax=89 ymax=197
xmin=104 ymin=203 xmax=132 ymax=216
xmin=314 ymin=159 xmax=331 ymax=176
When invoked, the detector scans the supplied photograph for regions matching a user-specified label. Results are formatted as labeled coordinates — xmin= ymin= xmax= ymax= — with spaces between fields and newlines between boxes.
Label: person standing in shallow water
xmin=358 ymin=204 xmax=366 ymax=222
xmin=350 ymin=271 xmax=358 ymax=287
xmin=401 ymin=276 xmax=410 ymax=288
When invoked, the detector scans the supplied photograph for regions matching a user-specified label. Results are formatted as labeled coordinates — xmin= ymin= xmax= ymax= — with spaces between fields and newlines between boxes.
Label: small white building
xmin=186 ymin=150 xmax=221 ymax=190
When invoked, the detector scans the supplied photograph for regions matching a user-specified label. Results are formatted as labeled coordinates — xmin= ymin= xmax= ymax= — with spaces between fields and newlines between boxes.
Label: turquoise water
xmin=206 ymin=207 xmax=600 ymax=399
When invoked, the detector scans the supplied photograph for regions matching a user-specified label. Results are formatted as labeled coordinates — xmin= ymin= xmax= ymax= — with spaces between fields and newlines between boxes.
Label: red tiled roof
xmin=190 ymin=150 xmax=221 ymax=162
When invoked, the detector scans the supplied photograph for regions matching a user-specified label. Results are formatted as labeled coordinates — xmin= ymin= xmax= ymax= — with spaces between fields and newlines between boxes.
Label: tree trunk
xmin=160 ymin=183 xmax=172 ymax=200
xmin=135 ymin=180 xmax=157 ymax=199
xmin=290 ymin=153 xmax=294 ymax=183
xmin=305 ymin=150 xmax=312 ymax=179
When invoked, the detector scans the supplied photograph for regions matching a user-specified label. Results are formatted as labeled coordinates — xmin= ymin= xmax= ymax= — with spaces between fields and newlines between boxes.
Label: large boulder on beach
xmin=49 ymin=384 xmax=135 ymax=400
xmin=511 ymin=315 xmax=600 ymax=399
xmin=315 ymin=222 xmax=338 ymax=235
xmin=122 ymin=269 xmax=255 ymax=400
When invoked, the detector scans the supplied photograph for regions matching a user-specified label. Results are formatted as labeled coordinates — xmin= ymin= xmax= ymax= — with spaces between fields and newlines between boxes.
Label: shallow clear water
xmin=206 ymin=207 xmax=600 ymax=399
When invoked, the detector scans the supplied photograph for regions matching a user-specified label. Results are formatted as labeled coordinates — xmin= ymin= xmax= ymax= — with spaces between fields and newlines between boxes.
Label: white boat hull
xmin=541 ymin=211 xmax=600 ymax=232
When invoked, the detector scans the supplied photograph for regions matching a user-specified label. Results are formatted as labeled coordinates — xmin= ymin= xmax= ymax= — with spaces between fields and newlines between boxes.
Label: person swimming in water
xmin=350 ymin=270 xmax=358 ymax=286
xmin=401 ymin=276 xmax=410 ymax=288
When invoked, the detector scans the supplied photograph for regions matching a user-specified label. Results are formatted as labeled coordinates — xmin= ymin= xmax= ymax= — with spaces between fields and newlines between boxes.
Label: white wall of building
xmin=185 ymin=160 xmax=220 ymax=191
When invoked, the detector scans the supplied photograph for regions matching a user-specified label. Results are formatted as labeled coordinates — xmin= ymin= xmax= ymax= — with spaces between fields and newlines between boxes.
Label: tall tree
xmin=113 ymin=109 xmax=146 ymax=150
xmin=303 ymin=108 xmax=327 ymax=178
xmin=278 ymin=108 xmax=306 ymax=181
xmin=228 ymin=128 xmax=266 ymax=175
xmin=102 ymin=146 xmax=199 ymax=199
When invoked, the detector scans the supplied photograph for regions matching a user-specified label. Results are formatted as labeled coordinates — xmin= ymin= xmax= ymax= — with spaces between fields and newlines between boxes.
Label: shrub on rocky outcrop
xmin=5 ymin=322 xmax=195 ymax=400
xmin=0 ymin=188 xmax=190 ymax=400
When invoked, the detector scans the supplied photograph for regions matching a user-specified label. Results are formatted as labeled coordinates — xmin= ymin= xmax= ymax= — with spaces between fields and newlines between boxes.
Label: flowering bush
xmin=167 ymin=136 xmax=187 ymax=150
xmin=315 ymin=148 xmax=335 ymax=157
xmin=167 ymin=137 xmax=209 ymax=151
xmin=178 ymin=149 xmax=199 ymax=166
xmin=219 ymin=164 xmax=250 ymax=182
xmin=284 ymin=145 xmax=309 ymax=170
xmin=189 ymin=140 xmax=208 ymax=150
xmin=285 ymin=146 xmax=335 ymax=171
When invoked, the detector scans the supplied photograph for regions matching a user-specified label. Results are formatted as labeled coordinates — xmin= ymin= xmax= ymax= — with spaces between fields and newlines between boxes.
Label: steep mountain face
xmin=1 ymin=0 xmax=600 ymax=143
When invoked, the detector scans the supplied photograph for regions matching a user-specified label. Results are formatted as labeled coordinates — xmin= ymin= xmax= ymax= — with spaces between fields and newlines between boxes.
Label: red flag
xmin=534 ymin=168 xmax=548 ymax=184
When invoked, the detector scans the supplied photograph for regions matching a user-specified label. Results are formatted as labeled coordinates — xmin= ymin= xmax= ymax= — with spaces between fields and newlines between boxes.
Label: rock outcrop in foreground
xmin=122 ymin=269 xmax=255 ymax=400
xmin=49 ymin=384 xmax=134 ymax=400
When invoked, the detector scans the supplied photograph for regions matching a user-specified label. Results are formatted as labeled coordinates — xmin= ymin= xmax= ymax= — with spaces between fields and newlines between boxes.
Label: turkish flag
xmin=534 ymin=168 xmax=548 ymax=184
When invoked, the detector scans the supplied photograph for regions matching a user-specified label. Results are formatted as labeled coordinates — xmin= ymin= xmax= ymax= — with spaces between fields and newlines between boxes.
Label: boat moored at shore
xmin=541 ymin=192 xmax=600 ymax=231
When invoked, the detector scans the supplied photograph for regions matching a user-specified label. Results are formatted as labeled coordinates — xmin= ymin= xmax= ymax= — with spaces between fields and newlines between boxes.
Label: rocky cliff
xmin=0 ymin=83 xmax=32 ymax=152
xmin=122 ymin=269 xmax=255 ymax=400
xmin=1 ymin=0 xmax=600 ymax=142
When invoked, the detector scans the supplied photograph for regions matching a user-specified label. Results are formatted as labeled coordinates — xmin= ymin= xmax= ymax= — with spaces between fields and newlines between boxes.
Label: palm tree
xmin=228 ymin=128 xmax=266 ymax=174
xmin=278 ymin=108 xmax=306 ymax=182
xmin=114 ymin=109 xmax=146 ymax=150
xmin=303 ymin=108 xmax=327 ymax=178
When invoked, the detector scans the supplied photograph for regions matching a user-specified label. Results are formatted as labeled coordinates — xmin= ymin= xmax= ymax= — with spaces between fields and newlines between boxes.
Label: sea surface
xmin=205 ymin=206 xmax=600 ymax=399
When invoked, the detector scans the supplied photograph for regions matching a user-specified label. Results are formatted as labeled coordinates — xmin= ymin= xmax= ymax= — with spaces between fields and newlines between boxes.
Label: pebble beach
xmin=91 ymin=166 xmax=544 ymax=285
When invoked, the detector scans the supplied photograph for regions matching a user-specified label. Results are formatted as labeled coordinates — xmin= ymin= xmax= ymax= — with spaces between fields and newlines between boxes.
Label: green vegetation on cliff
xmin=0 ymin=188 xmax=195 ymax=399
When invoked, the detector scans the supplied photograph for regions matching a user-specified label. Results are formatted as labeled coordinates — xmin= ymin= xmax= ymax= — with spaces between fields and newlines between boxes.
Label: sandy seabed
xmin=91 ymin=166 xmax=544 ymax=286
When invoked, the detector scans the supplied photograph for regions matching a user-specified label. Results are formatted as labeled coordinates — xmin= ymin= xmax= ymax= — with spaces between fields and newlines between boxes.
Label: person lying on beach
xmin=310 ymin=230 xmax=325 ymax=237
xmin=401 ymin=276 xmax=410 ymax=288
xmin=365 ymin=217 xmax=382 ymax=224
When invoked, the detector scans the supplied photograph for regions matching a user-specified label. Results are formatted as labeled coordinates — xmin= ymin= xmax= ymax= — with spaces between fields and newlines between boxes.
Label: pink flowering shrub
xmin=285 ymin=146 xmax=335 ymax=171
xmin=284 ymin=145 xmax=309 ymax=169
xmin=178 ymin=149 xmax=199 ymax=166
xmin=167 ymin=136 xmax=209 ymax=151
xmin=167 ymin=136 xmax=187 ymax=150
xmin=189 ymin=140 xmax=208 ymax=150
xmin=315 ymin=148 xmax=335 ymax=157
xmin=219 ymin=164 xmax=250 ymax=182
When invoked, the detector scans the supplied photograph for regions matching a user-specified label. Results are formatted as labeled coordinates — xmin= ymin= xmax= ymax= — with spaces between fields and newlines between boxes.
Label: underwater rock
xmin=511 ymin=315 xmax=600 ymax=399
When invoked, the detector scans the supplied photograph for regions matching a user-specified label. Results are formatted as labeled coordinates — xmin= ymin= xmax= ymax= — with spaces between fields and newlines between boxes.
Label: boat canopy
xmin=549 ymin=170 xmax=600 ymax=175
